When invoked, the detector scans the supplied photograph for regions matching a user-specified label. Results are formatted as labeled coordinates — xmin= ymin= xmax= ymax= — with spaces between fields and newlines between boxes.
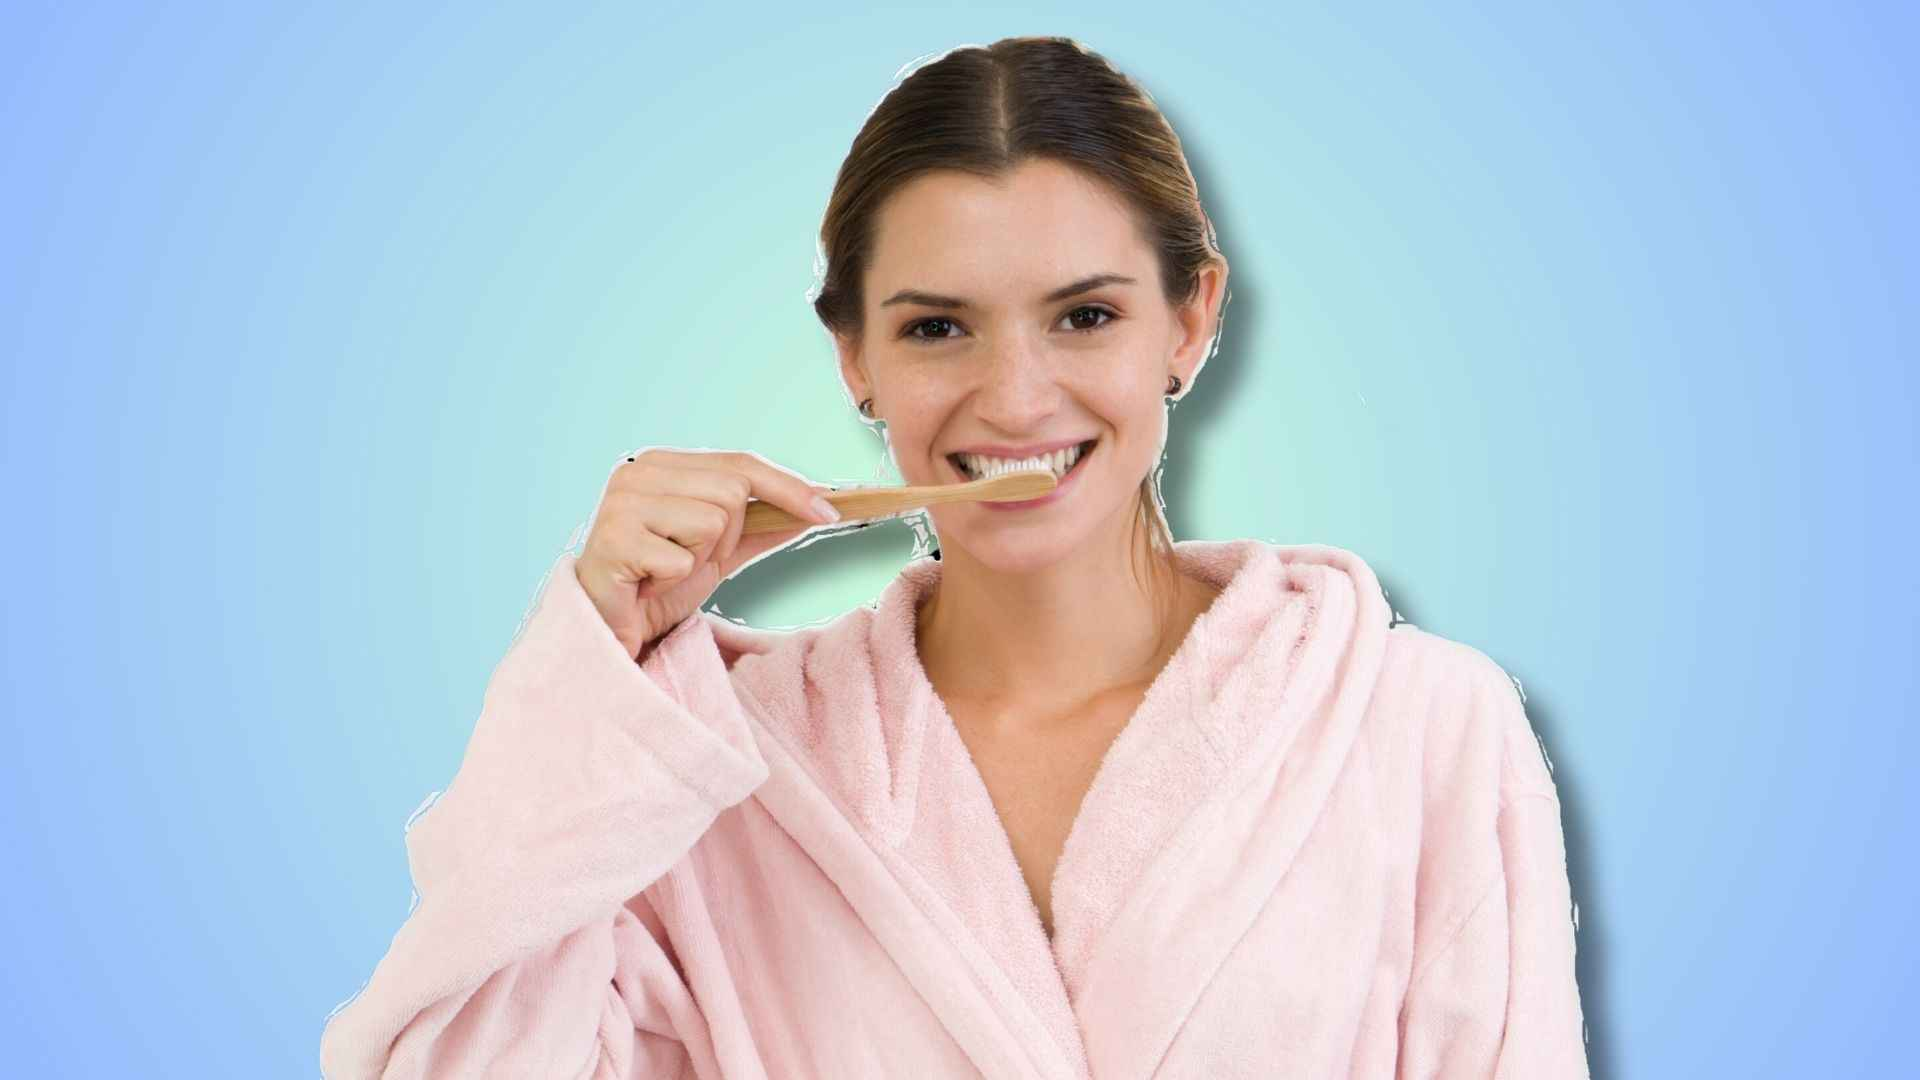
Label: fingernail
xmin=811 ymin=496 xmax=841 ymax=522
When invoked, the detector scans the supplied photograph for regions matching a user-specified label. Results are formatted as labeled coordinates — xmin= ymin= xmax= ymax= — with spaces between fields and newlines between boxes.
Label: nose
xmin=969 ymin=332 xmax=1062 ymax=433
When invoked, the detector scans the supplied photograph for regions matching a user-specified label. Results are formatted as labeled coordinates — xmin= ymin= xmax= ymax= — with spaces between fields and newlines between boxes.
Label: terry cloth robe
xmin=320 ymin=538 xmax=1589 ymax=1079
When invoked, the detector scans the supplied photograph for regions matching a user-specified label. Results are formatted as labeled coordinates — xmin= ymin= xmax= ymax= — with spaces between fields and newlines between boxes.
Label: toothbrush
xmin=741 ymin=468 xmax=1058 ymax=535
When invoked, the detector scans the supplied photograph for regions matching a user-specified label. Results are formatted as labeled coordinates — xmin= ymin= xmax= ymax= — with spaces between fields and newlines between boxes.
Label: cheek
xmin=1100 ymin=396 xmax=1171 ymax=473
xmin=884 ymin=365 xmax=960 ymax=408
xmin=1089 ymin=338 xmax=1168 ymax=397
xmin=1085 ymin=375 xmax=1162 ymax=433
xmin=899 ymin=404 xmax=954 ymax=451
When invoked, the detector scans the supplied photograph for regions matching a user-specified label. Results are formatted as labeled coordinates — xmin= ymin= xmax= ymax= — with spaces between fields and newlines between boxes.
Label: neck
xmin=916 ymin=507 xmax=1183 ymax=712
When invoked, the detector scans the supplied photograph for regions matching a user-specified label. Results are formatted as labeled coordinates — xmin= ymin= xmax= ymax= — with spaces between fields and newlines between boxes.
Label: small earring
xmin=858 ymin=397 xmax=875 ymax=418
xmin=1166 ymin=374 xmax=1182 ymax=397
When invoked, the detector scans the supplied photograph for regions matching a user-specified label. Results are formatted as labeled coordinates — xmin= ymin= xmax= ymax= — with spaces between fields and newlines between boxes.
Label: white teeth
xmin=959 ymin=442 xmax=1086 ymax=480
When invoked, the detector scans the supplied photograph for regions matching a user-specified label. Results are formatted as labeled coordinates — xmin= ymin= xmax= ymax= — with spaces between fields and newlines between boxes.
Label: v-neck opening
xmin=899 ymin=540 xmax=1245 ymax=973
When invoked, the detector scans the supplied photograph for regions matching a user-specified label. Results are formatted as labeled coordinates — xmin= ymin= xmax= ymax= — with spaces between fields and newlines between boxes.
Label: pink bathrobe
xmin=320 ymin=538 xmax=1589 ymax=1078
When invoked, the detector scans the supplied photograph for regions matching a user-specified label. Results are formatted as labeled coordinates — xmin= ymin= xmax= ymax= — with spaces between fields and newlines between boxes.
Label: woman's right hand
xmin=573 ymin=448 xmax=840 ymax=659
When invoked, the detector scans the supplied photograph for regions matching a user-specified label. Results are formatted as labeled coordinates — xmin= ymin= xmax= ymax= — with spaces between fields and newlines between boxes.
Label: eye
xmin=1060 ymin=305 xmax=1117 ymax=334
xmin=902 ymin=316 xmax=964 ymax=343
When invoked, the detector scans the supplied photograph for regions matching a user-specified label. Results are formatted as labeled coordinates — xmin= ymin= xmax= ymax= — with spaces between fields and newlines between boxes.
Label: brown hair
xmin=810 ymin=37 xmax=1227 ymax=648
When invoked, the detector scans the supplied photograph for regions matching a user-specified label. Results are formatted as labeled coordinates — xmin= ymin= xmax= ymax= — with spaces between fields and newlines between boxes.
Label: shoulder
xmin=1374 ymin=624 xmax=1560 ymax=806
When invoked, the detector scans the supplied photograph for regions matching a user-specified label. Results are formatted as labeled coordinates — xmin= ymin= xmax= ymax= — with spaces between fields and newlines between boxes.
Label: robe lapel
xmin=1063 ymin=544 xmax=1392 ymax=1078
xmin=1043 ymin=539 xmax=1302 ymax=995
xmin=737 ymin=697 xmax=1081 ymax=1080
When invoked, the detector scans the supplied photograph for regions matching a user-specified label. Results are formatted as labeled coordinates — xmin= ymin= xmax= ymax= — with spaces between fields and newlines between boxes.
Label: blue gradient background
xmin=3 ymin=3 xmax=1913 ymax=1076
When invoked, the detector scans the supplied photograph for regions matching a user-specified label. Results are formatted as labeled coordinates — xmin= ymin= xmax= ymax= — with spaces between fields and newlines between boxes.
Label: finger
xmin=587 ymin=526 xmax=695 ymax=600
xmin=715 ymin=450 xmax=838 ymax=531
xmin=608 ymin=458 xmax=752 ymax=566
xmin=620 ymin=492 xmax=731 ymax=573
xmin=610 ymin=449 xmax=832 ymax=568
xmin=716 ymin=520 xmax=815 ymax=580
xmin=617 ymin=448 xmax=830 ymax=528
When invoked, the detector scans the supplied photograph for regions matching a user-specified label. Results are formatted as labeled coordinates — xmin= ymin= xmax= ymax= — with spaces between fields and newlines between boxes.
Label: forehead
xmin=865 ymin=159 xmax=1151 ymax=297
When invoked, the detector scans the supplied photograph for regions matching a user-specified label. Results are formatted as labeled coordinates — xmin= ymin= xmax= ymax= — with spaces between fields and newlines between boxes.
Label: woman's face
xmin=837 ymin=157 xmax=1223 ymax=572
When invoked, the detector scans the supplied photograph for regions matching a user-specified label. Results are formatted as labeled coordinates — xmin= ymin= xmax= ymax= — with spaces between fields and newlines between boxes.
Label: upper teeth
xmin=959 ymin=443 xmax=1085 ymax=480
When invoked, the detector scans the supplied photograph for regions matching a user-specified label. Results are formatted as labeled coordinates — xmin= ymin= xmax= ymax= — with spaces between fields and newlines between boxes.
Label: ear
xmin=834 ymin=330 xmax=871 ymax=409
xmin=1170 ymin=259 xmax=1228 ymax=389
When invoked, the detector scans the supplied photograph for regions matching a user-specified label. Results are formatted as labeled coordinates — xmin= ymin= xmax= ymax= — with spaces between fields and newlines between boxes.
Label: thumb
xmin=716 ymin=521 xmax=815 ymax=581
xmin=714 ymin=483 xmax=838 ymax=581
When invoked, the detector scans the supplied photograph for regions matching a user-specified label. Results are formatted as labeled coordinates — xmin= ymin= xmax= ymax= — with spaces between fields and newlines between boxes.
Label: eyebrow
xmin=879 ymin=272 xmax=1138 ymax=309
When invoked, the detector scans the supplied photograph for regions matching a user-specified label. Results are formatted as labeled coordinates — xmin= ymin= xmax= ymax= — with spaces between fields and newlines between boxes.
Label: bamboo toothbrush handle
xmin=741 ymin=469 xmax=1057 ymax=535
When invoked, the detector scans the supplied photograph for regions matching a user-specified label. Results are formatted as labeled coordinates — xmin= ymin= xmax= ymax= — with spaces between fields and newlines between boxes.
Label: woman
xmin=321 ymin=37 xmax=1589 ymax=1078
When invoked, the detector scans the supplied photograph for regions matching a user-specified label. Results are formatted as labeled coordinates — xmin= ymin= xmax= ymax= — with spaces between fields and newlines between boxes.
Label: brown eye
xmin=1063 ymin=306 xmax=1116 ymax=333
xmin=904 ymin=317 xmax=961 ymax=342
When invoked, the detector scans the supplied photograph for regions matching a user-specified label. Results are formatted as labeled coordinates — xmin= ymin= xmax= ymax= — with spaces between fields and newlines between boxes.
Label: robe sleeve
xmin=319 ymin=552 xmax=770 ymax=1078
xmin=1397 ymin=650 xmax=1591 ymax=1080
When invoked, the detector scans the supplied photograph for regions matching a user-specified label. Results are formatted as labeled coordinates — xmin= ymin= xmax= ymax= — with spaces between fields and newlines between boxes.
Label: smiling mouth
xmin=946 ymin=438 xmax=1098 ymax=483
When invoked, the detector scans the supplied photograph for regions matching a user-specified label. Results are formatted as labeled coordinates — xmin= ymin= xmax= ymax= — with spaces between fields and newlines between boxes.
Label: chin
xmin=968 ymin=534 xmax=1079 ymax=568
xmin=945 ymin=488 xmax=1136 ymax=571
